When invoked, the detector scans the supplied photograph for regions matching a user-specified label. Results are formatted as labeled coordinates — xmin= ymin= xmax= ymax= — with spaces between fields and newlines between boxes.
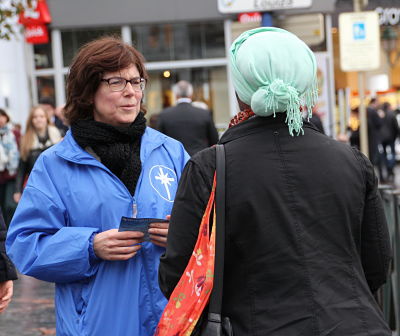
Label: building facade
xmin=26 ymin=0 xmax=233 ymax=132
xmin=24 ymin=0 xmax=339 ymax=133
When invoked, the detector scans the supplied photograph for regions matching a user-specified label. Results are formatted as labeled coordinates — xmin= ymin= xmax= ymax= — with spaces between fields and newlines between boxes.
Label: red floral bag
xmin=155 ymin=174 xmax=217 ymax=336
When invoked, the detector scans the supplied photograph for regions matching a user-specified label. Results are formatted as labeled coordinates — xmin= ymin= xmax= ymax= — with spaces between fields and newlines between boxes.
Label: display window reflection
xmin=145 ymin=67 xmax=229 ymax=128
xmin=34 ymin=35 xmax=53 ymax=69
xmin=61 ymin=27 xmax=121 ymax=66
xmin=131 ymin=21 xmax=225 ymax=62
xmin=36 ymin=76 xmax=55 ymax=104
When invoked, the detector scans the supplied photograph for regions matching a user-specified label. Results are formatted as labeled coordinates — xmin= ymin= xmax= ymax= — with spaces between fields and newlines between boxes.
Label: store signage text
xmin=238 ymin=12 xmax=262 ymax=23
xmin=218 ymin=0 xmax=312 ymax=14
xmin=25 ymin=24 xmax=49 ymax=44
xmin=376 ymin=7 xmax=400 ymax=26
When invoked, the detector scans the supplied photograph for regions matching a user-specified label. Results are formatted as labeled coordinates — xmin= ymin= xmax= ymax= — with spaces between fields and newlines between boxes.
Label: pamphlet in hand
xmin=118 ymin=217 xmax=169 ymax=242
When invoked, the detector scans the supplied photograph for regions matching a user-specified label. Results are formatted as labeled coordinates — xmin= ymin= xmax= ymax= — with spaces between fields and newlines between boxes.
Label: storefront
xmin=24 ymin=0 xmax=233 ymax=131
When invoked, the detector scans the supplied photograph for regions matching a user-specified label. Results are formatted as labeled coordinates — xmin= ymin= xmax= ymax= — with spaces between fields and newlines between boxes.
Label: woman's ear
xmin=236 ymin=92 xmax=251 ymax=111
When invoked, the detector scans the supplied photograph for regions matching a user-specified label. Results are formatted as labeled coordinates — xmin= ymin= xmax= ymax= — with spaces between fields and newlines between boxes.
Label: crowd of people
xmin=0 ymin=101 xmax=66 ymax=226
xmin=0 ymin=28 xmax=394 ymax=336
xmin=348 ymin=98 xmax=400 ymax=183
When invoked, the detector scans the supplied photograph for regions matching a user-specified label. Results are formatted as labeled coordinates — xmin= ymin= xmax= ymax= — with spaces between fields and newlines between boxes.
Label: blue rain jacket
xmin=6 ymin=128 xmax=189 ymax=336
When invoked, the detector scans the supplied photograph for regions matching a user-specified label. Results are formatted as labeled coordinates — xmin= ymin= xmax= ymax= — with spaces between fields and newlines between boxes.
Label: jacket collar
xmin=220 ymin=113 xmax=316 ymax=144
xmin=55 ymin=127 xmax=167 ymax=166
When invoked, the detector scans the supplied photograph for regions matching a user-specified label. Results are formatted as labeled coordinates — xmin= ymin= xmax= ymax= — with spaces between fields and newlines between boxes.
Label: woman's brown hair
xmin=0 ymin=109 xmax=10 ymax=123
xmin=64 ymin=36 xmax=148 ymax=125
xmin=20 ymin=106 xmax=50 ymax=160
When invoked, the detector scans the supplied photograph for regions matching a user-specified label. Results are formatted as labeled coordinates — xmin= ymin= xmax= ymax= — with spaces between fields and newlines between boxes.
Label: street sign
xmin=218 ymin=0 xmax=312 ymax=14
xmin=276 ymin=13 xmax=325 ymax=46
xmin=339 ymin=11 xmax=380 ymax=72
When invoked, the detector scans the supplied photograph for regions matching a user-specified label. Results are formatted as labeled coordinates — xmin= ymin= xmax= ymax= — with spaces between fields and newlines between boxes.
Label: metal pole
xmin=325 ymin=14 xmax=337 ymax=138
xmin=358 ymin=72 xmax=369 ymax=157
xmin=354 ymin=0 xmax=369 ymax=158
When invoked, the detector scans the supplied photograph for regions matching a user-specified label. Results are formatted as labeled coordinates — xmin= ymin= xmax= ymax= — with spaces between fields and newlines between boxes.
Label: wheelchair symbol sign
xmin=353 ymin=22 xmax=366 ymax=40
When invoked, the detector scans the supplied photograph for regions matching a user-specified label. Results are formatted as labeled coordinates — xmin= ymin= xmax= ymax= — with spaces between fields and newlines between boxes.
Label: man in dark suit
xmin=157 ymin=81 xmax=219 ymax=156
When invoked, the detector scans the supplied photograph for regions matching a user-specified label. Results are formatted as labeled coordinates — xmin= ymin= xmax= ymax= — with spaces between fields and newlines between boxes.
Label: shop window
xmin=204 ymin=22 xmax=225 ymax=58
xmin=61 ymin=27 xmax=121 ymax=66
xmin=34 ymin=35 xmax=53 ymax=69
xmin=131 ymin=21 xmax=225 ymax=62
xmin=135 ymin=24 xmax=174 ymax=62
xmin=146 ymin=66 xmax=229 ymax=128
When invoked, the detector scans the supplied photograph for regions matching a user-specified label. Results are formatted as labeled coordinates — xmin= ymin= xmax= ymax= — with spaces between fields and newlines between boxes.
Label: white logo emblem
xmin=149 ymin=165 xmax=177 ymax=202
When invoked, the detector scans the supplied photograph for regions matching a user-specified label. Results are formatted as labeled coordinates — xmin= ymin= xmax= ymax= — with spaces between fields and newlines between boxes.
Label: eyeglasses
xmin=100 ymin=77 xmax=146 ymax=92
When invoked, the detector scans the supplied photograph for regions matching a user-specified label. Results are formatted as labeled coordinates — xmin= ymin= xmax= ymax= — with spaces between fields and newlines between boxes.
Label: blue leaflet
xmin=118 ymin=217 xmax=169 ymax=242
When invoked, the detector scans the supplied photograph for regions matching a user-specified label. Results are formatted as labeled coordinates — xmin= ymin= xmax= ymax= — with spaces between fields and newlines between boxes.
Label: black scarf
xmin=71 ymin=112 xmax=146 ymax=195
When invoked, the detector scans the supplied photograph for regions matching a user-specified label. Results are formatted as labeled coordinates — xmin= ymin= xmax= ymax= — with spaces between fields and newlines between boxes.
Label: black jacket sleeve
xmin=357 ymin=149 xmax=392 ymax=292
xmin=15 ymin=158 xmax=28 ymax=194
xmin=0 ymin=210 xmax=17 ymax=282
xmin=158 ymin=147 xmax=215 ymax=299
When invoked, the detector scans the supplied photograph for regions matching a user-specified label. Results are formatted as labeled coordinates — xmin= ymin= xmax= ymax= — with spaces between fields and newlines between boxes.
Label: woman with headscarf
xmin=158 ymin=28 xmax=391 ymax=335
xmin=6 ymin=37 xmax=189 ymax=336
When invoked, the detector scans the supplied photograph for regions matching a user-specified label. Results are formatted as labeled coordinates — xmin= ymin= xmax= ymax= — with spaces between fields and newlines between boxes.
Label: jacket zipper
xmin=132 ymin=202 xmax=137 ymax=218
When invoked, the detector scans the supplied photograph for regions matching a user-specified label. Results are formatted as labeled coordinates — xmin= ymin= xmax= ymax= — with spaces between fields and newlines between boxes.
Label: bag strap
xmin=208 ymin=144 xmax=226 ymax=315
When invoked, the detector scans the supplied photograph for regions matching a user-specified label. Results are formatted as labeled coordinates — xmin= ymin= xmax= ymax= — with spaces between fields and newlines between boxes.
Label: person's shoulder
xmin=159 ymin=106 xmax=178 ymax=115
xmin=48 ymin=125 xmax=62 ymax=140
xmin=143 ymin=127 xmax=190 ymax=163
xmin=144 ymin=127 xmax=185 ymax=149
xmin=189 ymin=104 xmax=211 ymax=114
xmin=190 ymin=146 xmax=216 ymax=166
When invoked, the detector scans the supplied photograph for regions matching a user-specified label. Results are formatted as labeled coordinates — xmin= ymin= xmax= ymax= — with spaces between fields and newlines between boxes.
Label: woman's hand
xmin=13 ymin=192 xmax=21 ymax=203
xmin=93 ymin=229 xmax=144 ymax=261
xmin=0 ymin=280 xmax=13 ymax=313
xmin=149 ymin=215 xmax=170 ymax=248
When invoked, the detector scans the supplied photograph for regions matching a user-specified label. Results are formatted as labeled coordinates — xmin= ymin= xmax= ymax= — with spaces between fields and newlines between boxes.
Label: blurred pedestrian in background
xmin=54 ymin=104 xmax=69 ymax=137
xmin=157 ymin=80 xmax=219 ymax=156
xmin=39 ymin=97 xmax=69 ymax=137
xmin=379 ymin=102 xmax=399 ymax=183
xmin=158 ymin=27 xmax=391 ymax=335
xmin=7 ymin=37 xmax=189 ymax=336
xmin=0 ymin=109 xmax=19 ymax=226
xmin=0 ymin=208 xmax=17 ymax=313
xmin=348 ymin=106 xmax=360 ymax=149
xmin=13 ymin=106 xmax=62 ymax=204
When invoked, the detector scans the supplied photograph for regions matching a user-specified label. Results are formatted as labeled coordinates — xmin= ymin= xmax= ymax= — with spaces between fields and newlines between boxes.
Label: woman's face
xmin=32 ymin=108 xmax=48 ymax=131
xmin=93 ymin=64 xmax=143 ymax=127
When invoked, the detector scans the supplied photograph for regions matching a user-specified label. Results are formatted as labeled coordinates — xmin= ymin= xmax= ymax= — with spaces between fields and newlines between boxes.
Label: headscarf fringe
xmin=262 ymin=79 xmax=318 ymax=136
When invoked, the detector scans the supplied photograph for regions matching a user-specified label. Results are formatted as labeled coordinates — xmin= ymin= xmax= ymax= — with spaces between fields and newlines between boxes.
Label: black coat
xmin=157 ymin=102 xmax=219 ymax=156
xmin=159 ymin=114 xmax=391 ymax=336
xmin=381 ymin=110 xmax=400 ymax=145
xmin=367 ymin=107 xmax=383 ymax=164
xmin=0 ymin=209 xmax=17 ymax=282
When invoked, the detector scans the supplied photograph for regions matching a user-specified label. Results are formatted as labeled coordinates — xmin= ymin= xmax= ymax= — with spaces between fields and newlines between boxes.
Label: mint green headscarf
xmin=230 ymin=27 xmax=318 ymax=136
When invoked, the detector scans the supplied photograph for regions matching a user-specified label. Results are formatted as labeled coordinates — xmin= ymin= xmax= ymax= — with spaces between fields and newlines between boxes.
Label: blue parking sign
xmin=353 ymin=22 xmax=366 ymax=40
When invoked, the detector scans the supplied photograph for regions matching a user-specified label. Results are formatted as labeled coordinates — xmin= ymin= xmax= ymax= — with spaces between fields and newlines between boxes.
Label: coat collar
xmin=220 ymin=113 xmax=316 ymax=144
xmin=54 ymin=127 xmax=168 ymax=166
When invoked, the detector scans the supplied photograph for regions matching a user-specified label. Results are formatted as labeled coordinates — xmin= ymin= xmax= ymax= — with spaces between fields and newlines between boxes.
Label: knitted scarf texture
xmin=71 ymin=112 xmax=146 ymax=195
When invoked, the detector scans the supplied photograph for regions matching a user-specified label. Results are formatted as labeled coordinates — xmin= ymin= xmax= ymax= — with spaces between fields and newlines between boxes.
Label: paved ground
xmin=0 ymin=275 xmax=55 ymax=336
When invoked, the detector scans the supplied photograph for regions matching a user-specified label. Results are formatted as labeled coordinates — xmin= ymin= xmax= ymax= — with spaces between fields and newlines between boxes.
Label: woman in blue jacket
xmin=6 ymin=37 xmax=189 ymax=336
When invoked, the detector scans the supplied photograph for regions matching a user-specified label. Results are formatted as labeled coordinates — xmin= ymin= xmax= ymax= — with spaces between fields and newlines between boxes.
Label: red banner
xmin=24 ymin=24 xmax=49 ymax=44
xmin=19 ymin=0 xmax=51 ymax=44
xmin=19 ymin=0 xmax=51 ymax=25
